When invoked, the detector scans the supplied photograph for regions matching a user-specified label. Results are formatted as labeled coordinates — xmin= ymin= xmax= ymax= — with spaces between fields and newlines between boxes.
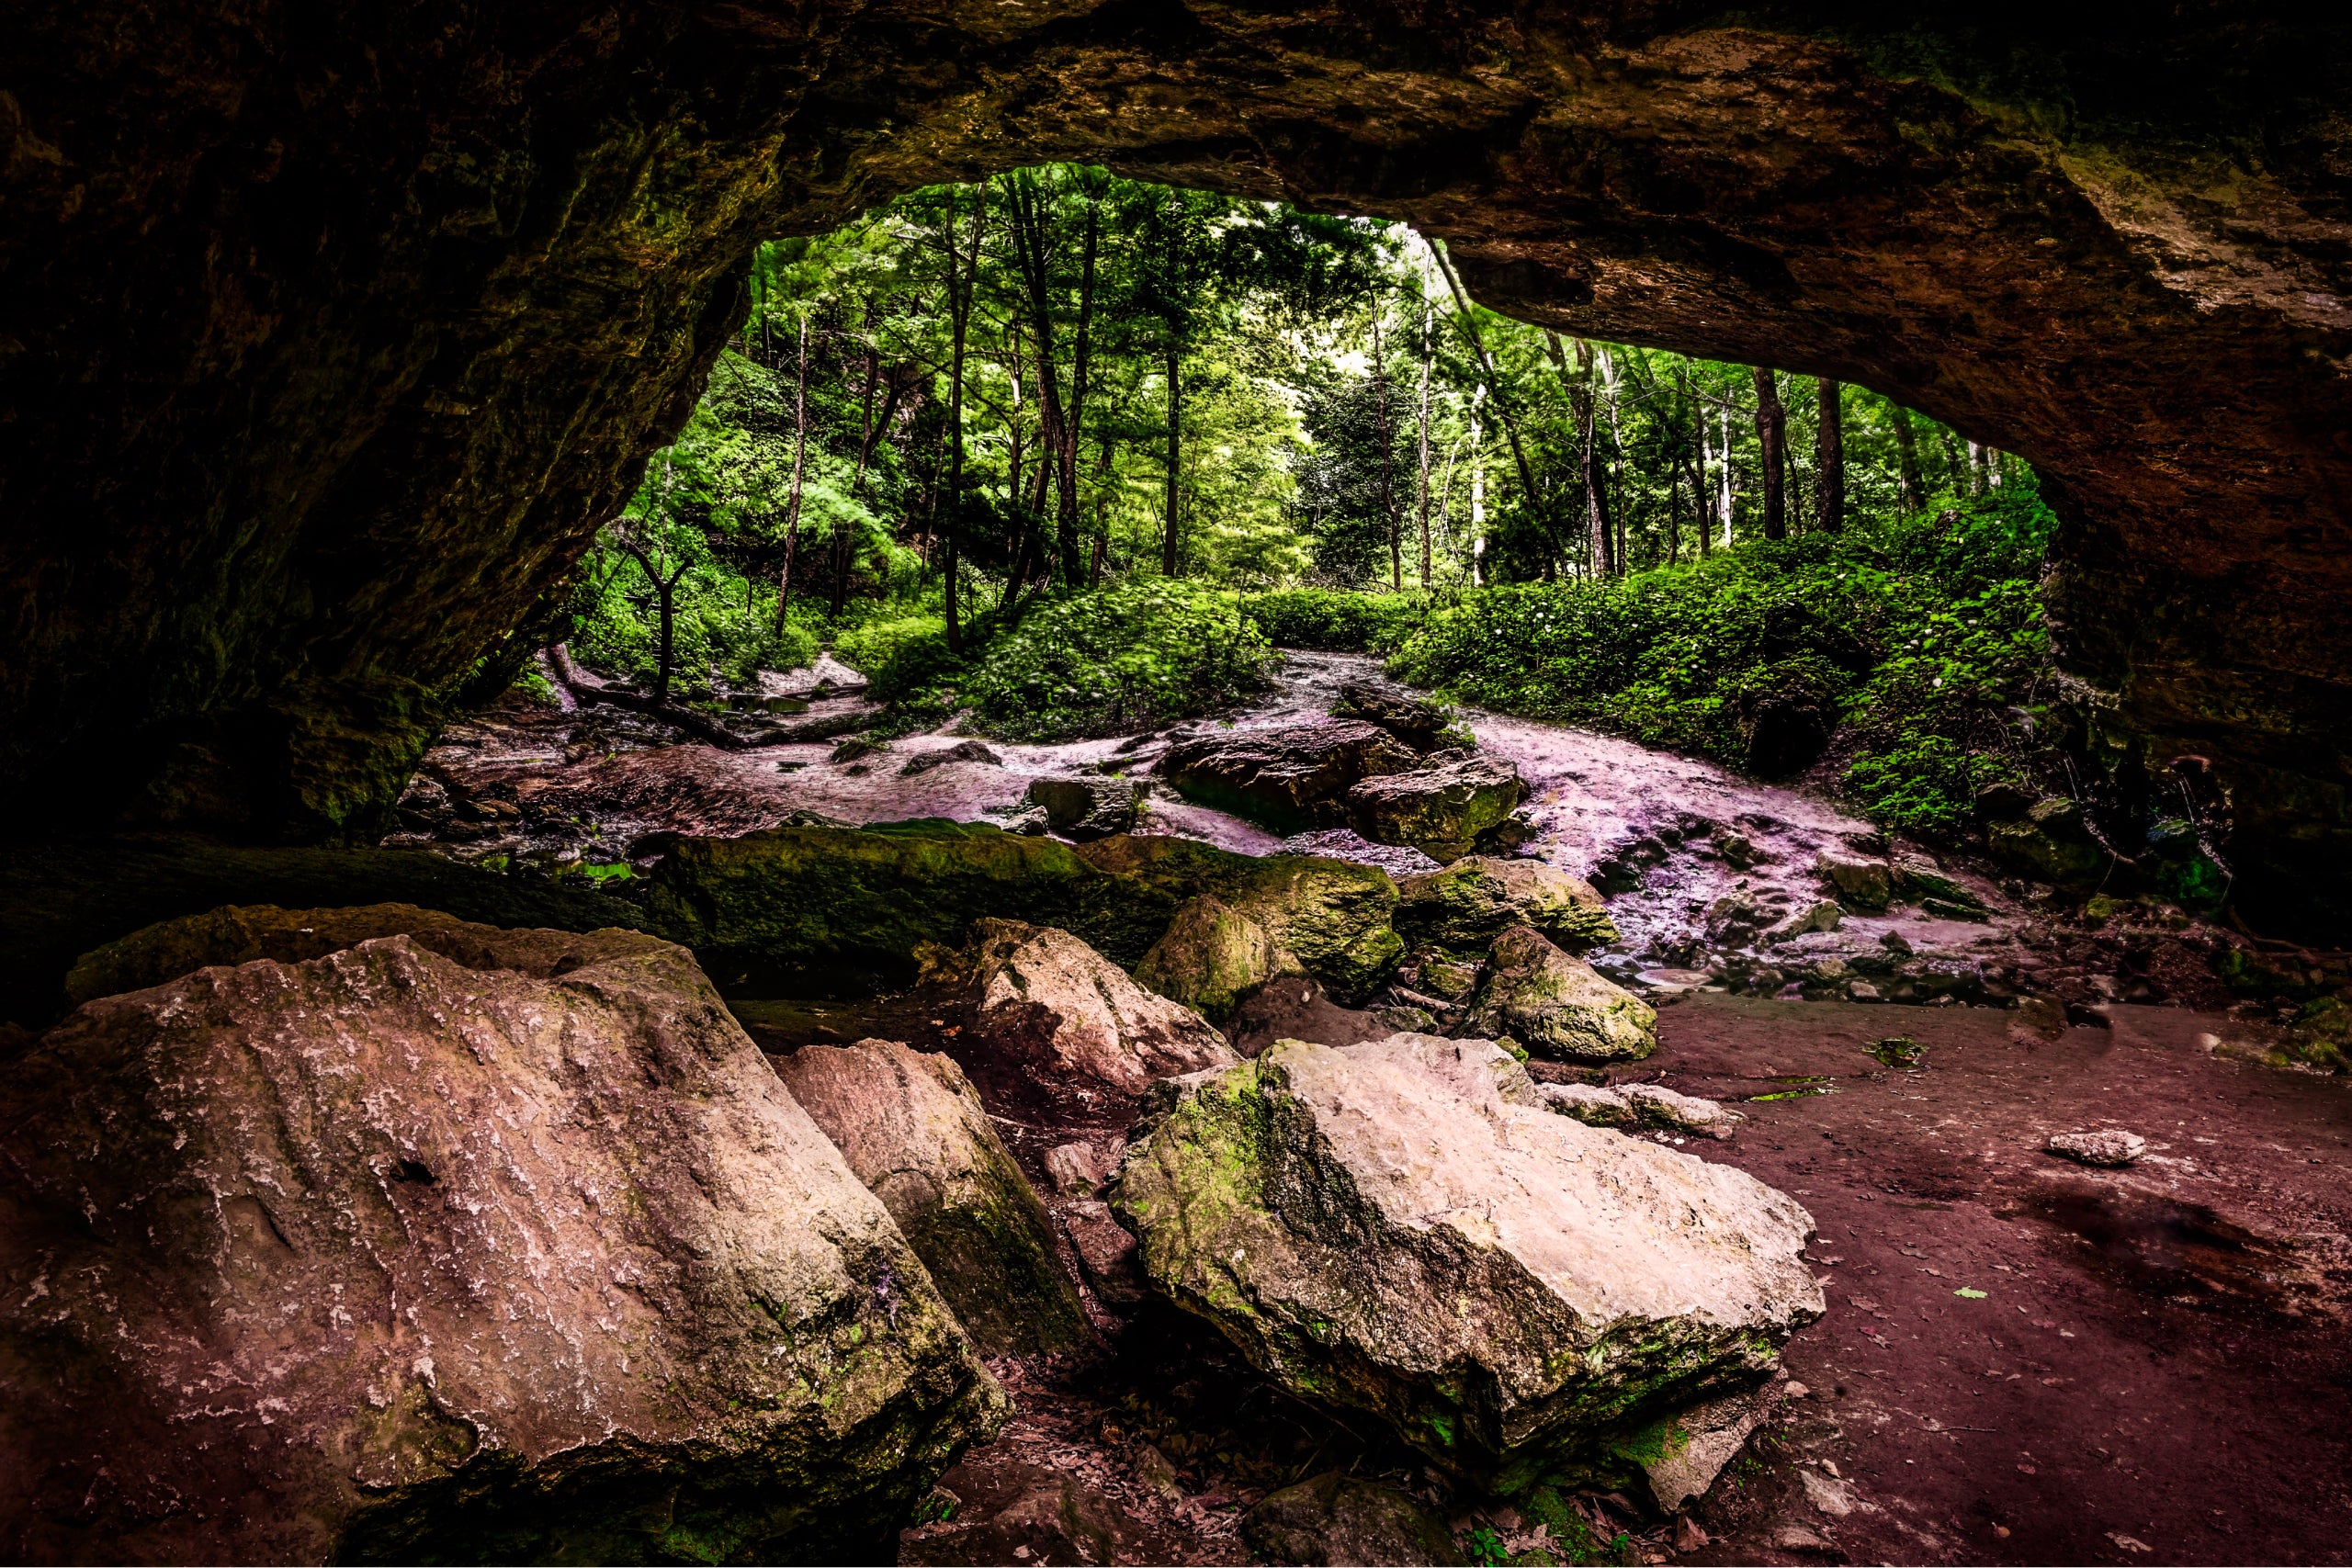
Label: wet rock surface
xmin=1465 ymin=927 xmax=1659 ymax=1062
xmin=0 ymin=916 xmax=1003 ymax=1562
xmin=1114 ymin=1033 xmax=1824 ymax=1489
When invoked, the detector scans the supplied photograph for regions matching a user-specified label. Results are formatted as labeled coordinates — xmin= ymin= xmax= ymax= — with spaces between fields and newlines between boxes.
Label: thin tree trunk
xmin=777 ymin=313 xmax=808 ymax=629
xmin=1162 ymin=344 xmax=1182 ymax=577
xmin=1719 ymin=409 xmax=1736 ymax=547
xmin=1691 ymin=368 xmax=1715 ymax=558
xmin=1058 ymin=190 xmax=1100 ymax=586
xmin=1416 ymin=304 xmax=1433 ymax=589
xmin=1890 ymin=402 xmax=1927 ymax=510
xmin=1434 ymin=243 xmax=1550 ymax=561
xmin=1972 ymin=440 xmax=1992 ymax=495
xmin=1750 ymin=366 xmax=1787 ymax=541
xmin=943 ymin=187 xmax=984 ymax=655
xmin=1373 ymin=309 xmax=1400 ymax=591
xmin=1815 ymin=377 xmax=1845 ymax=533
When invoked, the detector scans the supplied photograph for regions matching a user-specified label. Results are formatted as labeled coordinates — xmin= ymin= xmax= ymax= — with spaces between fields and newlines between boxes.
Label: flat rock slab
xmin=0 ymin=917 xmax=1003 ymax=1562
xmin=1157 ymin=718 xmax=1420 ymax=833
xmin=1115 ymin=1033 xmax=1823 ymax=1490
xmin=2046 ymin=1128 xmax=2148 ymax=1166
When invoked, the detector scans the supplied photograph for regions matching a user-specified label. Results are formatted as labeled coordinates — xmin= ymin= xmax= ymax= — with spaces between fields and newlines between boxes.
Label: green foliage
xmin=1390 ymin=489 xmax=2059 ymax=840
xmin=1242 ymin=587 xmax=1434 ymax=652
xmin=956 ymin=581 xmax=1281 ymax=740
xmin=833 ymin=610 xmax=948 ymax=679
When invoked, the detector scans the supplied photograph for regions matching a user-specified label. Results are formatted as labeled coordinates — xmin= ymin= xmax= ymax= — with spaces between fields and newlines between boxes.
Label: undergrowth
xmin=1387 ymin=489 xmax=2059 ymax=840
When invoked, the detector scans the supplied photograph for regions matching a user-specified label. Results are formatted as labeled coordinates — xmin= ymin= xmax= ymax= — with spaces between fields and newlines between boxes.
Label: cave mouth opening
xmin=547 ymin=163 xmax=2047 ymax=824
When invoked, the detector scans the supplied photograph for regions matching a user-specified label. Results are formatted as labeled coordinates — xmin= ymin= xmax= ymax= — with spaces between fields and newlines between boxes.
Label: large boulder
xmin=1114 ymin=1035 xmax=1823 ymax=1490
xmin=1986 ymin=796 xmax=2117 ymax=892
xmin=0 ymin=917 xmax=1004 ymax=1563
xmin=1329 ymin=681 xmax=1456 ymax=752
xmin=1023 ymin=775 xmax=1143 ymax=841
xmin=1077 ymin=835 xmax=1404 ymax=1004
xmin=1465 ymin=927 xmax=1658 ymax=1062
xmin=774 ymin=1039 xmax=1086 ymax=1356
xmin=922 ymin=919 xmax=1238 ymax=1109
xmin=1345 ymin=753 xmax=1526 ymax=864
xmin=639 ymin=819 xmax=1176 ymax=986
xmin=1156 ymin=719 xmax=1420 ymax=832
xmin=1133 ymin=894 xmax=1286 ymax=1021
xmin=1394 ymin=857 xmax=1617 ymax=954
xmin=63 ymin=900 xmax=476 ymax=1006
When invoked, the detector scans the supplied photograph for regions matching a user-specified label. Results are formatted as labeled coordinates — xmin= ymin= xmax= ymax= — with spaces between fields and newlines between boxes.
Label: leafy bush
xmin=957 ymin=581 xmax=1281 ymax=740
xmin=1241 ymin=587 xmax=1435 ymax=653
xmin=1389 ymin=491 xmax=2060 ymax=840
xmin=833 ymin=610 xmax=947 ymax=679
xmin=571 ymin=558 xmax=815 ymax=694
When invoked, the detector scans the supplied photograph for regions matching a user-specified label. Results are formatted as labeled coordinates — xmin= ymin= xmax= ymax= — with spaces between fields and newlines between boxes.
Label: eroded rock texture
xmin=2 ymin=2 xmax=2347 ymax=926
xmin=0 ymin=919 xmax=1004 ymax=1562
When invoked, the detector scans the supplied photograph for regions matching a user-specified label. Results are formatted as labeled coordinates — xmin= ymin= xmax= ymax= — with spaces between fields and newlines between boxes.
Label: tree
xmin=1751 ymin=367 xmax=1787 ymax=541
xmin=1890 ymin=400 xmax=1928 ymax=511
xmin=1815 ymin=377 xmax=1845 ymax=533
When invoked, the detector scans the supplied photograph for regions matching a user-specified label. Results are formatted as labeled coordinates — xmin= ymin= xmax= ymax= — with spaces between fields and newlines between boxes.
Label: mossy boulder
xmin=1 ymin=915 xmax=1004 ymax=1562
xmin=1986 ymin=797 xmax=2115 ymax=892
xmin=639 ymin=820 xmax=1177 ymax=988
xmin=1344 ymin=754 xmax=1526 ymax=864
xmin=1076 ymin=835 xmax=1404 ymax=1004
xmin=1465 ymin=927 xmax=1657 ymax=1062
xmin=1241 ymin=1471 xmax=1460 ymax=1566
xmin=1114 ymin=1034 xmax=1822 ymax=1491
xmin=1394 ymin=857 xmax=1617 ymax=954
xmin=775 ymin=1039 xmax=1086 ymax=1356
xmin=1134 ymin=894 xmax=1288 ymax=1021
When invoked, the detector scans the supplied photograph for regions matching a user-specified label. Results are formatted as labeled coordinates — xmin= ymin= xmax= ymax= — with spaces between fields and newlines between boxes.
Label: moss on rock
xmin=1133 ymin=895 xmax=1286 ymax=1021
xmin=1395 ymin=857 xmax=1618 ymax=954
xmin=1466 ymin=928 xmax=1657 ymax=1062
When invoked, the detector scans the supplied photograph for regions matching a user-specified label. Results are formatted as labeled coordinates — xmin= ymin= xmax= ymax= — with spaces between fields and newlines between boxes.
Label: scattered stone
xmin=1986 ymin=797 xmax=2114 ymax=891
xmin=1157 ymin=718 xmax=1419 ymax=832
xmin=901 ymin=739 xmax=1003 ymax=775
xmin=1895 ymin=854 xmax=1986 ymax=912
xmin=1818 ymin=852 xmax=1892 ymax=911
xmin=1394 ymin=854 xmax=1618 ymax=953
xmin=900 ymin=1463 xmax=1131 ymax=1567
xmin=2046 ymin=1129 xmax=2147 ymax=1167
xmin=4 ymin=918 xmax=1004 ymax=1562
xmin=1077 ymin=834 xmax=1404 ymax=1004
xmin=1673 ymin=1515 xmax=1711 ymax=1552
xmin=1634 ymin=1386 xmax=1777 ymax=1510
xmin=1330 ymin=679 xmax=1455 ymax=751
xmin=1466 ymin=926 xmax=1658 ymax=1061
xmin=1115 ymin=1035 xmax=1823 ymax=1485
xmin=1705 ymin=891 xmax=1773 ymax=945
xmin=1846 ymin=980 xmax=1883 ymax=1002
xmin=1922 ymin=897 xmax=1991 ymax=922
xmin=1539 ymin=1080 xmax=1741 ymax=1139
xmin=1368 ymin=1002 xmax=1440 ymax=1034
xmin=923 ymin=919 xmax=1238 ymax=1101
xmin=1880 ymin=930 xmax=1914 ymax=955
xmin=1023 ymin=774 xmax=1142 ymax=841
xmin=1242 ymin=1471 xmax=1458 ymax=1566
xmin=1346 ymin=752 xmax=1527 ymax=863
xmin=775 ymin=1040 xmax=1085 ymax=1356
xmin=1044 ymin=1138 xmax=1124 ymax=1198
xmin=1770 ymin=1522 xmax=1835 ymax=1553
xmin=1133 ymin=894 xmax=1283 ymax=1021
xmin=1714 ymin=829 xmax=1759 ymax=869
xmin=1416 ymin=954 xmax=1482 ymax=1000
xmin=1798 ymin=1466 xmax=1864 ymax=1518
xmin=1133 ymin=1443 xmax=1186 ymax=1504
xmin=1061 ymin=1200 xmax=1147 ymax=1306
xmin=831 ymin=736 xmax=885 ymax=762
xmin=1774 ymin=899 xmax=1843 ymax=939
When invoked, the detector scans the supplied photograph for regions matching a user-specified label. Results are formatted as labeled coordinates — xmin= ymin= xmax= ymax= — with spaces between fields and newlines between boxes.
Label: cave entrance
xmin=544 ymin=166 xmax=2038 ymax=818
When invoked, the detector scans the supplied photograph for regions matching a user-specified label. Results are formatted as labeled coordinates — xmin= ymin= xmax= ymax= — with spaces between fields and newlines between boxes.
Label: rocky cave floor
xmin=391 ymin=652 xmax=2352 ymax=1566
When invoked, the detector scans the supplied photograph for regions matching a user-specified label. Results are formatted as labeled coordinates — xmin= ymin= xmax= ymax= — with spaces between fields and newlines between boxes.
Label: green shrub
xmin=833 ymin=610 xmax=947 ymax=678
xmin=957 ymin=581 xmax=1281 ymax=740
xmin=1241 ymin=587 xmax=1434 ymax=652
xmin=571 ymin=563 xmax=815 ymax=694
xmin=1388 ymin=491 xmax=2060 ymax=841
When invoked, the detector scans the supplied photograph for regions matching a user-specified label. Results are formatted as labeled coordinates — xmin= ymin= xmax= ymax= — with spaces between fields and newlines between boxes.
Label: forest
xmin=567 ymin=164 xmax=2054 ymax=846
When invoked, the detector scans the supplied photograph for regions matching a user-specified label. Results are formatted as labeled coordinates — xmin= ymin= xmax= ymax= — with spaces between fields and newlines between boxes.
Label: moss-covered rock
xmin=640 ymin=820 xmax=1178 ymax=988
xmin=1114 ymin=1034 xmax=1822 ymax=1490
xmin=1344 ymin=754 xmax=1526 ymax=864
xmin=1465 ymin=927 xmax=1657 ymax=1062
xmin=1986 ymin=797 xmax=2116 ymax=892
xmin=775 ymin=1039 xmax=1086 ymax=1356
xmin=2 ymin=916 xmax=1004 ymax=1562
xmin=1241 ymin=1471 xmax=1460 ymax=1566
xmin=1134 ymin=894 xmax=1287 ymax=1021
xmin=1076 ymin=835 xmax=1404 ymax=1004
xmin=1394 ymin=857 xmax=1617 ymax=954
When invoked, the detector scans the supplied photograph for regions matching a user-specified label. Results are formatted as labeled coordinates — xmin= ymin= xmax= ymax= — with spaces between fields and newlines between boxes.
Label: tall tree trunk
xmin=1416 ymin=304 xmax=1433 ymax=588
xmin=943 ymin=186 xmax=985 ymax=655
xmin=1057 ymin=190 xmax=1100 ymax=586
xmin=1372 ymin=310 xmax=1400 ymax=590
xmin=1691 ymin=369 xmax=1715 ymax=558
xmin=1972 ymin=440 xmax=1992 ymax=495
xmin=777 ymin=313 xmax=808 ymax=629
xmin=1750 ymin=366 xmax=1786 ymax=541
xmin=1003 ymin=174 xmax=1080 ymax=585
xmin=1162 ymin=344 xmax=1182 ymax=578
xmin=1719 ymin=408 xmax=1736 ymax=547
xmin=1890 ymin=402 xmax=1927 ymax=511
xmin=1815 ymin=377 xmax=1845 ymax=532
